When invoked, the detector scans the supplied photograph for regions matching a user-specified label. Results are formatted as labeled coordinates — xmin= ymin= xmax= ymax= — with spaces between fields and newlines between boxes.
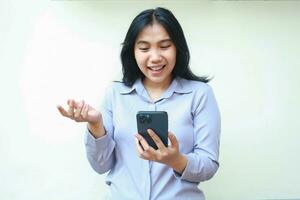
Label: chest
xmin=111 ymin=93 xmax=195 ymax=153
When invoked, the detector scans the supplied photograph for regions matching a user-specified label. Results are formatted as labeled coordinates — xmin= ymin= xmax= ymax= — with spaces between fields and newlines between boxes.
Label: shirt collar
xmin=172 ymin=77 xmax=193 ymax=94
xmin=161 ymin=77 xmax=192 ymax=99
xmin=119 ymin=79 xmax=143 ymax=95
xmin=119 ymin=77 xmax=192 ymax=98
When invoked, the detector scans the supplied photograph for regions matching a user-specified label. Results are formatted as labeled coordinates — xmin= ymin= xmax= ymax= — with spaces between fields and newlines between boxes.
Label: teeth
xmin=148 ymin=65 xmax=164 ymax=71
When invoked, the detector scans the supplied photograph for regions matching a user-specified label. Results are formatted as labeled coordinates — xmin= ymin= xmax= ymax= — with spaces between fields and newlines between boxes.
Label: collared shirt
xmin=84 ymin=77 xmax=221 ymax=200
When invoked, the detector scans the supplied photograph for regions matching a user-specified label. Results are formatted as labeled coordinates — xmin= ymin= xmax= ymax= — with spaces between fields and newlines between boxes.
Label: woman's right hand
xmin=57 ymin=99 xmax=106 ymax=138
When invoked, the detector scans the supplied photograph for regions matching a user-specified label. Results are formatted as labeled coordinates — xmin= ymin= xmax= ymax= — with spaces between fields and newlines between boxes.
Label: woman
xmin=57 ymin=7 xmax=221 ymax=200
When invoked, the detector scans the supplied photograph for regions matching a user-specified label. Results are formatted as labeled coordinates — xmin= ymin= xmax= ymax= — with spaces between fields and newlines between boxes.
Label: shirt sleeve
xmin=84 ymin=85 xmax=116 ymax=174
xmin=174 ymin=85 xmax=221 ymax=183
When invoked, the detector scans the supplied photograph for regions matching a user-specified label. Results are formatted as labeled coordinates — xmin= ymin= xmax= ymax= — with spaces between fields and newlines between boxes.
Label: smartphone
xmin=136 ymin=111 xmax=168 ymax=150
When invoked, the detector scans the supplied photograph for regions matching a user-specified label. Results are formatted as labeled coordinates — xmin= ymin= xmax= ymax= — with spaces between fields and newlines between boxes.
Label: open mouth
xmin=147 ymin=65 xmax=166 ymax=72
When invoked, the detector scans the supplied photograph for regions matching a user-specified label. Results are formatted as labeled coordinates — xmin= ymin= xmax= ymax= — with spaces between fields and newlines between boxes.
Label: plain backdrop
xmin=1 ymin=0 xmax=300 ymax=200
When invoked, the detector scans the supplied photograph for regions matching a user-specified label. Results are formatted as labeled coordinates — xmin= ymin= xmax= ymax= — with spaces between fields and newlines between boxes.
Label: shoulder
xmin=177 ymin=77 xmax=213 ymax=95
xmin=109 ymin=81 xmax=126 ymax=90
xmin=101 ymin=81 xmax=129 ymax=107
xmin=178 ymin=79 xmax=219 ymax=115
xmin=104 ymin=81 xmax=132 ymax=96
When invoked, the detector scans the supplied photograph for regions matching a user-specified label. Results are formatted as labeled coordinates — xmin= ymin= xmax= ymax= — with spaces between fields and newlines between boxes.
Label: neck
xmin=142 ymin=76 xmax=173 ymax=102
xmin=143 ymin=76 xmax=173 ymax=92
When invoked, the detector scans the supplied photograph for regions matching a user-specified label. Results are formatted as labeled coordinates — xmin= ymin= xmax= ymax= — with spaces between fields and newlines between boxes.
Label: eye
xmin=139 ymin=48 xmax=149 ymax=51
xmin=161 ymin=45 xmax=171 ymax=49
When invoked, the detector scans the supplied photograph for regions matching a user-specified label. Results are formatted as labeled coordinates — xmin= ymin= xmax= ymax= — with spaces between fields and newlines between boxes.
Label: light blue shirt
xmin=84 ymin=77 xmax=221 ymax=200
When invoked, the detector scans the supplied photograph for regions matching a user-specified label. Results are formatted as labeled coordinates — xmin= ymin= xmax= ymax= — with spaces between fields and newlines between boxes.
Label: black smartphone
xmin=136 ymin=111 xmax=168 ymax=150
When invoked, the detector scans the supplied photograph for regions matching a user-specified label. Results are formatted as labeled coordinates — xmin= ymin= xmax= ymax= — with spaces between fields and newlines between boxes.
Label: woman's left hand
xmin=135 ymin=129 xmax=187 ymax=174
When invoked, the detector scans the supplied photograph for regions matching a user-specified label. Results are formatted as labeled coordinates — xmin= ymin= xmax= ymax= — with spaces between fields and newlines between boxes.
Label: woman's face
xmin=134 ymin=22 xmax=176 ymax=87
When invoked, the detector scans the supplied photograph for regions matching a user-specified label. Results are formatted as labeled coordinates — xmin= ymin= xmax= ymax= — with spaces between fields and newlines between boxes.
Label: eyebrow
xmin=136 ymin=39 xmax=172 ymax=45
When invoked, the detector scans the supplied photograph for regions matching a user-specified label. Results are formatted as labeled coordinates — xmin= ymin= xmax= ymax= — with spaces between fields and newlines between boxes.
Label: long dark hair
xmin=120 ymin=7 xmax=209 ymax=87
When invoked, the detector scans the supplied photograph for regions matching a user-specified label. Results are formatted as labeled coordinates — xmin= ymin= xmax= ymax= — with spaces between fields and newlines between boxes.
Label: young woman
xmin=57 ymin=7 xmax=221 ymax=200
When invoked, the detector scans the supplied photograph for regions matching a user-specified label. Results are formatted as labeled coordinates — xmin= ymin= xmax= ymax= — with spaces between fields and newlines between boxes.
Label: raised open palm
xmin=57 ymin=99 xmax=102 ymax=124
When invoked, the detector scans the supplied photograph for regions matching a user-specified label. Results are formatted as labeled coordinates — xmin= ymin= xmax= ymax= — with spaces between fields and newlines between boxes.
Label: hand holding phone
xmin=136 ymin=111 xmax=168 ymax=150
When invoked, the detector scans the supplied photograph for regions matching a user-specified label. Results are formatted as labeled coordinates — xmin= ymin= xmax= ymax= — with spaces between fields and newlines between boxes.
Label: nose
xmin=149 ymin=49 xmax=162 ymax=63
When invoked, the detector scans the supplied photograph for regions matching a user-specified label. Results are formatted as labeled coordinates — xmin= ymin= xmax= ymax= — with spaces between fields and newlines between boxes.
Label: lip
xmin=147 ymin=65 xmax=166 ymax=76
xmin=147 ymin=64 xmax=165 ymax=69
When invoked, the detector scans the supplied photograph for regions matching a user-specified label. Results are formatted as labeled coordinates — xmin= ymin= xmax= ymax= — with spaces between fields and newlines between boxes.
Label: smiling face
xmin=134 ymin=22 xmax=176 ymax=88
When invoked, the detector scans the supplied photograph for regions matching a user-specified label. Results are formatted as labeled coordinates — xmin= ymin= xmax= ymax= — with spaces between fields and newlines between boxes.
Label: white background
xmin=1 ymin=0 xmax=300 ymax=199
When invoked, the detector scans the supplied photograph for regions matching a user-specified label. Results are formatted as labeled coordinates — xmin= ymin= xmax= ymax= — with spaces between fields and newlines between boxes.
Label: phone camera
xmin=139 ymin=114 xmax=152 ymax=124
xmin=145 ymin=114 xmax=152 ymax=123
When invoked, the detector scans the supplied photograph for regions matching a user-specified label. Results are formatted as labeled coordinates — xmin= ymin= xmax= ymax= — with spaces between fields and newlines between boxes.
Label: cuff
xmin=84 ymin=128 xmax=113 ymax=151
xmin=173 ymin=154 xmax=196 ymax=181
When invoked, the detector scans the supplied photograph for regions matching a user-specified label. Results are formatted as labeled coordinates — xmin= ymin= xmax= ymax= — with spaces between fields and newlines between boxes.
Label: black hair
xmin=120 ymin=7 xmax=210 ymax=87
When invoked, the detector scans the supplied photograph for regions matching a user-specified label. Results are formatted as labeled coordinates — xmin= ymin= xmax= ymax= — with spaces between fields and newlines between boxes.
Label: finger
xmin=57 ymin=105 xmax=69 ymax=117
xmin=74 ymin=100 xmax=84 ymax=119
xmin=134 ymin=137 xmax=144 ymax=156
xmin=81 ymin=103 xmax=89 ymax=119
xmin=168 ymin=132 xmax=179 ymax=148
xmin=67 ymin=99 xmax=75 ymax=118
xmin=134 ymin=136 xmax=153 ymax=159
xmin=148 ymin=129 xmax=166 ymax=150
xmin=68 ymin=99 xmax=81 ymax=108
xmin=135 ymin=134 xmax=151 ymax=152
